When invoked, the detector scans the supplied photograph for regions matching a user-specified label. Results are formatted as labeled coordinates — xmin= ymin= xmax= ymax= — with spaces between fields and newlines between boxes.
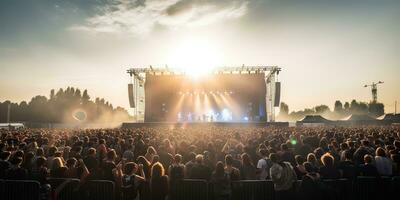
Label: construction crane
xmin=364 ymin=81 xmax=384 ymax=103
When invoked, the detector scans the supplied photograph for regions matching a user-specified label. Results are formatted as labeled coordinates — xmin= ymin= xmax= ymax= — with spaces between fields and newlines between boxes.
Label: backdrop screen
xmin=144 ymin=73 xmax=266 ymax=122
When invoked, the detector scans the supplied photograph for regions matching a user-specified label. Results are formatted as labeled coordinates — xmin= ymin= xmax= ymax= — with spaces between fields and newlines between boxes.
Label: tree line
xmin=0 ymin=87 xmax=132 ymax=123
xmin=278 ymin=100 xmax=385 ymax=121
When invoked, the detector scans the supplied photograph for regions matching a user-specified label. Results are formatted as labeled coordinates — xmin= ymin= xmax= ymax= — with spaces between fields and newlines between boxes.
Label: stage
xmin=127 ymin=66 xmax=281 ymax=123
xmin=121 ymin=121 xmax=289 ymax=128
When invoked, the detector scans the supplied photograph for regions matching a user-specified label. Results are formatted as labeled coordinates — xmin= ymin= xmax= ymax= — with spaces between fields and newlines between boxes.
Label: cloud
xmin=70 ymin=0 xmax=249 ymax=35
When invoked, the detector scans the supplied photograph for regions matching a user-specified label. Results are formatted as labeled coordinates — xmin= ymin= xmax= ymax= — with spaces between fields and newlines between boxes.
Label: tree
xmin=280 ymin=102 xmax=289 ymax=116
xmin=358 ymin=102 xmax=369 ymax=114
xmin=369 ymin=102 xmax=384 ymax=117
xmin=334 ymin=100 xmax=343 ymax=113
xmin=50 ymin=89 xmax=55 ymax=100
xmin=0 ymin=87 xmax=132 ymax=123
xmin=28 ymin=96 xmax=49 ymax=122
xmin=315 ymin=105 xmax=330 ymax=114
xmin=350 ymin=100 xmax=358 ymax=112
xmin=82 ymin=89 xmax=90 ymax=104
xmin=349 ymin=100 xmax=369 ymax=114
xmin=344 ymin=102 xmax=350 ymax=111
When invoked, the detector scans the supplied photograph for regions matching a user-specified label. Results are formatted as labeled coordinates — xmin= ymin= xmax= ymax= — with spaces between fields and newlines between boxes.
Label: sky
xmin=0 ymin=0 xmax=399 ymax=114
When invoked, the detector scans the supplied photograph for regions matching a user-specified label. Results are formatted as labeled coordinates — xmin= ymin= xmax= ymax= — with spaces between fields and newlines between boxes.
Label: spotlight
xmin=222 ymin=108 xmax=232 ymax=121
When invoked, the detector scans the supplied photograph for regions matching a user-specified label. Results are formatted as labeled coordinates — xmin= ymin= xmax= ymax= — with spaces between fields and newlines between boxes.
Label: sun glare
xmin=167 ymin=37 xmax=222 ymax=79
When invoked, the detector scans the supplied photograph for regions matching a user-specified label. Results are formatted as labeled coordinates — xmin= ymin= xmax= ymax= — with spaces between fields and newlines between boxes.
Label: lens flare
xmin=72 ymin=109 xmax=87 ymax=122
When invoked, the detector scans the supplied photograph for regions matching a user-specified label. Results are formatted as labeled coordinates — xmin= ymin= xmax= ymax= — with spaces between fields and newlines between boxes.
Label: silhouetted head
xmin=321 ymin=153 xmax=334 ymax=167
xmin=151 ymin=162 xmax=165 ymax=178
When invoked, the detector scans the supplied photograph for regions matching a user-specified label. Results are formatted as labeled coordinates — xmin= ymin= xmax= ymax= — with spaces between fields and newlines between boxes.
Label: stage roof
xmin=342 ymin=114 xmax=377 ymax=121
xmin=298 ymin=115 xmax=331 ymax=123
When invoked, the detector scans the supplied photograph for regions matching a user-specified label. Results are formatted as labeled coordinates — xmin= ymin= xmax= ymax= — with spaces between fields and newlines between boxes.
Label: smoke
xmin=59 ymin=106 xmax=131 ymax=129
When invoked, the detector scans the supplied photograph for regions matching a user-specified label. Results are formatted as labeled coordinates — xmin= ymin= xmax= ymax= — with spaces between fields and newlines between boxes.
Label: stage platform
xmin=121 ymin=121 xmax=289 ymax=128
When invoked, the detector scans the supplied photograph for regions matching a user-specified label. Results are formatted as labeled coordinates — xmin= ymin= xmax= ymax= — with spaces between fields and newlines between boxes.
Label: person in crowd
xmin=279 ymin=143 xmax=296 ymax=166
xmin=115 ymin=162 xmax=145 ymax=200
xmin=347 ymin=141 xmax=356 ymax=158
xmin=338 ymin=150 xmax=357 ymax=180
xmin=294 ymin=155 xmax=307 ymax=180
xmin=145 ymin=146 xmax=157 ymax=163
xmin=339 ymin=143 xmax=349 ymax=161
xmin=46 ymin=146 xmax=58 ymax=169
xmin=203 ymin=151 xmax=214 ymax=170
xmin=229 ymin=150 xmax=242 ymax=170
xmin=84 ymin=148 xmax=98 ymax=174
xmin=374 ymin=147 xmax=392 ymax=176
xmin=5 ymin=156 xmax=27 ymax=180
xmin=211 ymin=161 xmax=232 ymax=200
xmin=319 ymin=153 xmax=341 ymax=179
xmin=61 ymin=145 xmax=70 ymax=161
xmin=269 ymin=153 xmax=297 ymax=200
xmin=102 ymin=149 xmax=117 ymax=181
xmin=150 ymin=162 xmax=169 ymax=200
xmin=306 ymin=153 xmax=320 ymax=172
xmin=190 ymin=154 xmax=212 ymax=180
xmin=151 ymin=155 xmax=160 ymax=167
xmin=298 ymin=162 xmax=323 ymax=200
xmin=239 ymin=153 xmax=256 ymax=180
xmin=30 ymin=156 xmax=47 ymax=181
xmin=168 ymin=154 xmax=185 ymax=183
xmin=0 ymin=151 xmax=11 ymax=179
xmin=184 ymin=152 xmax=197 ymax=178
xmin=22 ymin=151 xmax=35 ymax=172
xmin=353 ymin=140 xmax=374 ymax=165
xmin=163 ymin=139 xmax=175 ymax=156
xmin=224 ymin=154 xmax=241 ymax=181
xmin=97 ymin=139 xmax=108 ymax=161
xmin=50 ymin=157 xmax=67 ymax=178
xmin=327 ymin=144 xmax=340 ymax=165
xmin=34 ymin=148 xmax=45 ymax=162
xmin=256 ymin=149 xmax=272 ymax=180
xmin=122 ymin=144 xmax=135 ymax=162
xmin=391 ymin=153 xmax=400 ymax=176
xmin=358 ymin=154 xmax=380 ymax=177
xmin=134 ymin=135 xmax=146 ymax=160
xmin=168 ymin=154 xmax=185 ymax=199
xmin=65 ymin=158 xmax=89 ymax=180
xmin=137 ymin=155 xmax=151 ymax=178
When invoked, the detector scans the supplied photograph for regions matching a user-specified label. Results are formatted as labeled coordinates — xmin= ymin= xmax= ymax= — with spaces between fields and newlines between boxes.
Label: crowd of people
xmin=1 ymin=125 xmax=400 ymax=200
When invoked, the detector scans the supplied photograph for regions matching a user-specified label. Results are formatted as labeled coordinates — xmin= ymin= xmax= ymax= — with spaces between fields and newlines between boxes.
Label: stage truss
xmin=127 ymin=66 xmax=281 ymax=122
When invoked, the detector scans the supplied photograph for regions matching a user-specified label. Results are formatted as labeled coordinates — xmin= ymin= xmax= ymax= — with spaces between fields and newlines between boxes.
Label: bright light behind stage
xmin=167 ymin=37 xmax=223 ymax=79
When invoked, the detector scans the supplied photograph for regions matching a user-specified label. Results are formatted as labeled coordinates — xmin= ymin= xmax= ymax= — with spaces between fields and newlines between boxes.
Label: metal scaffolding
xmin=127 ymin=65 xmax=281 ymax=122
